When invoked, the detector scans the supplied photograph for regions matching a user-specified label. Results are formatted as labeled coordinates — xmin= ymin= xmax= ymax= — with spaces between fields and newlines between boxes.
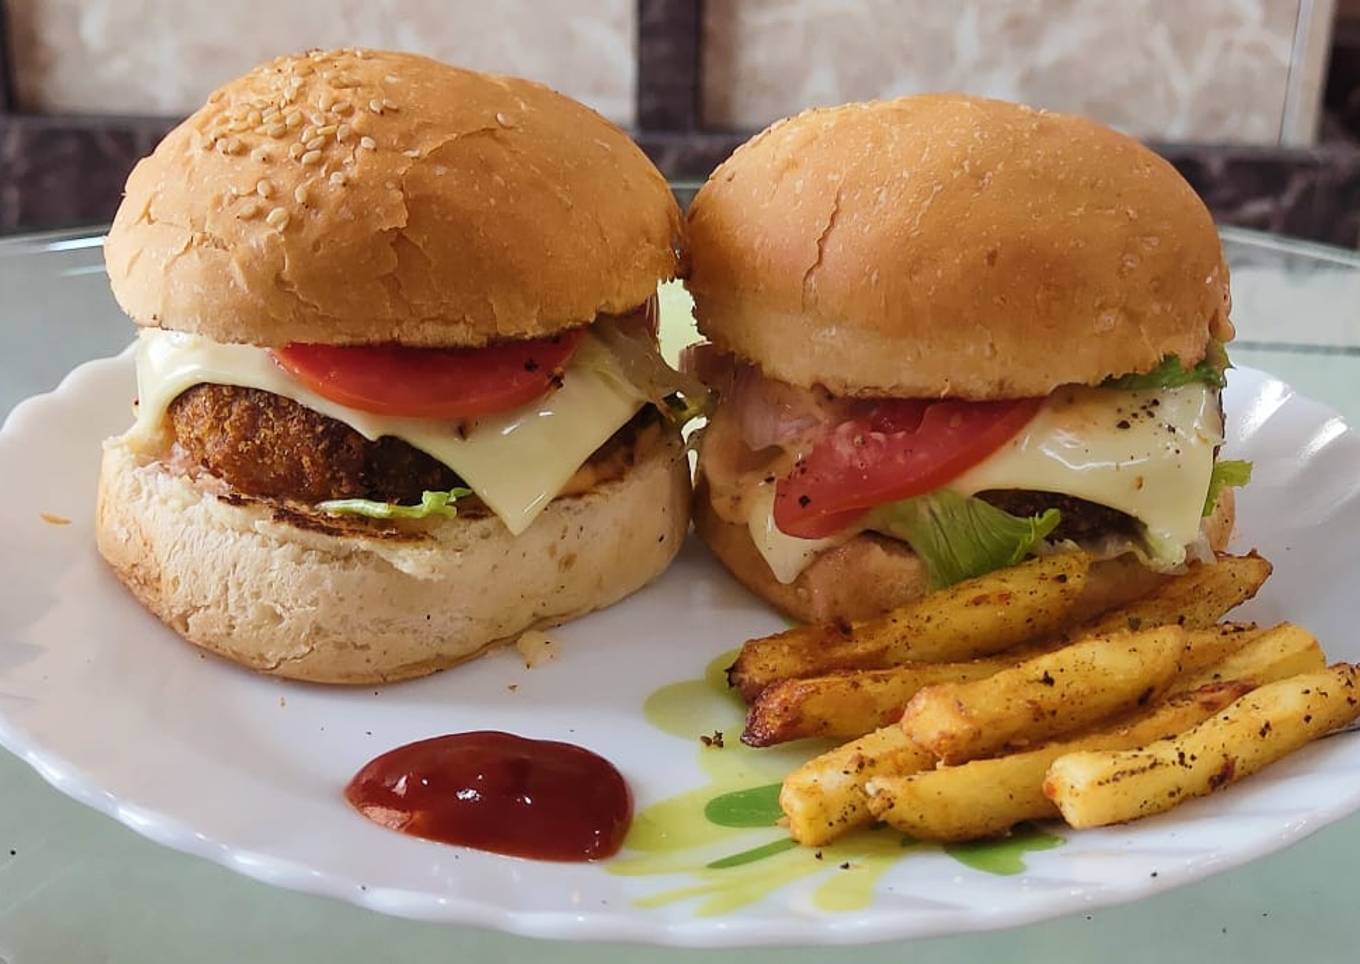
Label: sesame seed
xmin=256 ymin=179 xmax=274 ymax=198
xmin=359 ymin=136 xmax=376 ymax=151
xmin=318 ymin=91 xmax=335 ymax=111
xmin=300 ymin=125 xmax=316 ymax=143
xmin=294 ymin=184 xmax=310 ymax=205
xmin=336 ymin=124 xmax=351 ymax=142
xmin=227 ymin=184 xmax=241 ymax=197
xmin=315 ymin=124 xmax=337 ymax=137
xmin=288 ymin=143 xmax=305 ymax=160
xmin=265 ymin=122 xmax=287 ymax=138
xmin=369 ymin=99 xmax=384 ymax=114
xmin=262 ymin=107 xmax=281 ymax=123
xmin=331 ymin=100 xmax=353 ymax=116
xmin=285 ymin=111 xmax=303 ymax=128
xmin=382 ymin=99 xmax=398 ymax=111
xmin=245 ymin=109 xmax=262 ymax=127
xmin=495 ymin=112 xmax=516 ymax=128
xmin=238 ymin=200 xmax=261 ymax=219
xmin=308 ymin=112 xmax=326 ymax=127
xmin=328 ymin=171 xmax=348 ymax=186
xmin=305 ymin=136 xmax=325 ymax=151
xmin=250 ymin=147 xmax=271 ymax=163
xmin=403 ymin=148 xmax=420 ymax=158
xmin=300 ymin=150 xmax=323 ymax=166
xmin=219 ymin=137 xmax=244 ymax=155
xmin=228 ymin=120 xmax=250 ymax=133
xmin=266 ymin=207 xmax=290 ymax=228
xmin=332 ymin=76 xmax=358 ymax=88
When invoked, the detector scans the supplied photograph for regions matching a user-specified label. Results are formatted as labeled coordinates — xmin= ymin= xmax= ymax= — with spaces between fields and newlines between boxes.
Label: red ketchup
xmin=344 ymin=731 xmax=632 ymax=861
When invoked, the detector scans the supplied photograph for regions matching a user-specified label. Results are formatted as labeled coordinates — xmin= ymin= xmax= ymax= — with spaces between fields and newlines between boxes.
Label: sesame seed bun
xmin=692 ymin=478 xmax=1236 ymax=625
xmin=685 ymin=94 xmax=1234 ymax=399
xmin=95 ymin=429 xmax=691 ymax=684
xmin=104 ymin=49 xmax=683 ymax=347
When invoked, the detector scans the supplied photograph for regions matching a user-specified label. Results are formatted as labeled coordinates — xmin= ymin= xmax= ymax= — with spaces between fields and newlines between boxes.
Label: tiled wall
xmin=7 ymin=0 xmax=636 ymax=125
xmin=703 ymin=0 xmax=1325 ymax=145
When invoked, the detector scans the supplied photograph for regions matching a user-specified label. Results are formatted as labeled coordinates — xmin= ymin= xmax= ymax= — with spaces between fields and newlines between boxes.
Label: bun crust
xmin=96 ymin=433 xmax=691 ymax=683
xmin=694 ymin=480 xmax=1236 ymax=625
xmin=686 ymin=94 xmax=1233 ymax=399
xmin=104 ymin=49 xmax=682 ymax=347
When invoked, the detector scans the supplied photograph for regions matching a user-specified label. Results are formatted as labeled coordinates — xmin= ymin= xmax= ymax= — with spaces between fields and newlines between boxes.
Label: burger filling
xmin=123 ymin=302 xmax=706 ymax=535
xmin=690 ymin=343 xmax=1250 ymax=589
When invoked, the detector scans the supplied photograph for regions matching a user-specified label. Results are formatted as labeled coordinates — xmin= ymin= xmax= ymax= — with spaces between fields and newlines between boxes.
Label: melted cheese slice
xmin=127 ymin=329 xmax=646 ymax=536
xmin=746 ymin=484 xmax=852 ymax=584
xmin=748 ymin=383 xmax=1222 ymax=584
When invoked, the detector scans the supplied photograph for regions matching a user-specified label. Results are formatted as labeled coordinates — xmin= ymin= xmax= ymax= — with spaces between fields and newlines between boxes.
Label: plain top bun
xmin=96 ymin=431 xmax=691 ymax=684
xmin=686 ymin=94 xmax=1234 ymax=400
xmin=693 ymin=478 xmax=1236 ymax=625
xmin=105 ymin=49 xmax=683 ymax=348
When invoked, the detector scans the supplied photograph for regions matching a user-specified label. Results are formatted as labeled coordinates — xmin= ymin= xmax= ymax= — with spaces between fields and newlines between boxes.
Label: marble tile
xmin=7 ymin=0 xmax=635 ymax=124
xmin=703 ymin=0 xmax=1302 ymax=145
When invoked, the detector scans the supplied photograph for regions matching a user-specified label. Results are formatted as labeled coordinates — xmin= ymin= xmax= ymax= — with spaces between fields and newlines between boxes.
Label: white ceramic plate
xmin=2 ymin=354 xmax=1359 ymax=947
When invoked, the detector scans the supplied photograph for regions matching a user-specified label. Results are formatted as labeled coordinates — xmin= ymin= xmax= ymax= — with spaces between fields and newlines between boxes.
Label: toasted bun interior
xmin=105 ymin=49 xmax=683 ymax=348
xmin=686 ymin=94 xmax=1233 ymax=399
xmin=693 ymin=479 xmax=1236 ymax=625
xmin=96 ymin=432 xmax=691 ymax=683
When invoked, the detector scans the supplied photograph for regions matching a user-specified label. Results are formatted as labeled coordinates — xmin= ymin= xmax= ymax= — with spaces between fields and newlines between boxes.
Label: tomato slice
xmin=772 ymin=396 xmax=1043 ymax=538
xmin=271 ymin=329 xmax=585 ymax=420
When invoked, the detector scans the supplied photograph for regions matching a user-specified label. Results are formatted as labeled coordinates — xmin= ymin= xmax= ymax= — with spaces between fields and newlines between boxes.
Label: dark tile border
xmin=637 ymin=0 xmax=701 ymax=132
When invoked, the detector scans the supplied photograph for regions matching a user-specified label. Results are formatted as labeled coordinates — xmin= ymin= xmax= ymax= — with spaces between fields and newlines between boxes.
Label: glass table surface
xmin=1 ymin=226 xmax=1358 ymax=963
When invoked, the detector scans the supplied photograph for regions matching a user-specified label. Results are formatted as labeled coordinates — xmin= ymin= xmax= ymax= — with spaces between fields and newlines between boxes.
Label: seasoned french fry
xmin=728 ymin=553 xmax=1091 ymax=701
xmin=865 ymin=681 xmax=1251 ymax=841
xmin=1076 ymin=552 xmax=1273 ymax=638
xmin=743 ymin=654 xmax=1021 ymax=746
xmin=780 ymin=725 xmax=934 ymax=846
xmin=901 ymin=625 xmax=1187 ymax=764
xmin=1045 ymin=664 xmax=1360 ymax=829
xmin=1175 ymin=623 xmax=1325 ymax=693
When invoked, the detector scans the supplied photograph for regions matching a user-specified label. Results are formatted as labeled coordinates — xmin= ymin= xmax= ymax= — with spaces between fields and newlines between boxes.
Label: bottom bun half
xmin=693 ymin=478 xmax=1236 ymax=625
xmin=96 ymin=432 xmax=692 ymax=683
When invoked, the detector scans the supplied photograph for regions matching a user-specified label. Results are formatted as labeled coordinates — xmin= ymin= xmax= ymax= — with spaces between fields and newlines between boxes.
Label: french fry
xmin=1175 ymin=623 xmax=1325 ymax=693
xmin=1045 ymin=664 xmax=1360 ymax=829
xmin=728 ymin=553 xmax=1091 ymax=701
xmin=865 ymin=681 xmax=1251 ymax=841
xmin=742 ymin=654 xmax=1022 ymax=746
xmin=1076 ymin=552 xmax=1273 ymax=638
xmin=780 ymin=725 xmax=934 ymax=846
xmin=900 ymin=625 xmax=1187 ymax=764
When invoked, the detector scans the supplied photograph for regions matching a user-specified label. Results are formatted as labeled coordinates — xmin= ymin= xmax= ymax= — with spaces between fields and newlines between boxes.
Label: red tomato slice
xmin=773 ymin=396 xmax=1043 ymax=538
xmin=271 ymin=329 xmax=585 ymax=419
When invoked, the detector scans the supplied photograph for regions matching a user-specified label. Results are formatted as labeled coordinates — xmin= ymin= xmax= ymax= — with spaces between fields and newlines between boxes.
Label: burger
xmin=96 ymin=49 xmax=701 ymax=683
xmin=684 ymin=94 xmax=1248 ymax=624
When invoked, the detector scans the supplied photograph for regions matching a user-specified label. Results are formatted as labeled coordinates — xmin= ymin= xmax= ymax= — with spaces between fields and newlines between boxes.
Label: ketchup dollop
xmin=344 ymin=731 xmax=632 ymax=861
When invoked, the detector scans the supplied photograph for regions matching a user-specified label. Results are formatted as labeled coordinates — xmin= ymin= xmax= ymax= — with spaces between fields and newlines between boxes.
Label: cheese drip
xmin=127 ymin=329 xmax=646 ymax=536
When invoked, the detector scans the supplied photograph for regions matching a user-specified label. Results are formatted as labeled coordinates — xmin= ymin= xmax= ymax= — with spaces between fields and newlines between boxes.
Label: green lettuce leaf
xmin=1203 ymin=459 xmax=1252 ymax=516
xmin=869 ymin=490 xmax=1062 ymax=589
xmin=316 ymin=487 xmax=473 ymax=521
xmin=1104 ymin=341 xmax=1231 ymax=391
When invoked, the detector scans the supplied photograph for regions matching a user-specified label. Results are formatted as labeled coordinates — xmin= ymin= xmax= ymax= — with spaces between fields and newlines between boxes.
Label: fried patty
xmin=167 ymin=384 xmax=657 ymax=505
xmin=977 ymin=489 xmax=1140 ymax=542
